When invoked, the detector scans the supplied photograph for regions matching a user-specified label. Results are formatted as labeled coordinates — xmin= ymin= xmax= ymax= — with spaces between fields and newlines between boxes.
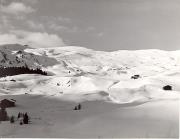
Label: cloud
xmin=57 ymin=17 xmax=71 ymax=23
xmin=49 ymin=23 xmax=69 ymax=31
xmin=1 ymin=2 xmax=35 ymax=15
xmin=49 ymin=22 xmax=79 ymax=33
xmin=21 ymin=0 xmax=39 ymax=4
xmin=0 ymin=34 xmax=20 ymax=44
xmin=42 ymin=16 xmax=71 ymax=23
xmin=0 ymin=15 xmax=15 ymax=29
xmin=27 ymin=20 xmax=44 ymax=30
xmin=86 ymin=27 xmax=95 ymax=32
xmin=97 ymin=32 xmax=104 ymax=37
xmin=0 ymin=16 xmax=10 ymax=26
xmin=0 ymin=30 xmax=65 ymax=48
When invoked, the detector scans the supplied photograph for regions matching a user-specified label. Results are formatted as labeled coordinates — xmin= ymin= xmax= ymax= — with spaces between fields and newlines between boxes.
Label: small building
xmin=10 ymin=79 xmax=16 ymax=82
xmin=163 ymin=85 xmax=172 ymax=91
xmin=131 ymin=74 xmax=140 ymax=79
xmin=0 ymin=99 xmax=16 ymax=108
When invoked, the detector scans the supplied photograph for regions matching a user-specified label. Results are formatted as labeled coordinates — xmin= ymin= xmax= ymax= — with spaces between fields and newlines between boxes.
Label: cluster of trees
xmin=0 ymin=108 xmax=30 ymax=124
xmin=0 ymin=66 xmax=47 ymax=77
xmin=17 ymin=112 xmax=29 ymax=125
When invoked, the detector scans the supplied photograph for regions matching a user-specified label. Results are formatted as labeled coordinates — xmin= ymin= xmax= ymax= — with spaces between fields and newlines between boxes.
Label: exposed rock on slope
xmin=0 ymin=44 xmax=59 ymax=69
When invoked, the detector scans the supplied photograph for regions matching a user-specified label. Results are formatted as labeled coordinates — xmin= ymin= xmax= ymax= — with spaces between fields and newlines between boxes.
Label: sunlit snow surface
xmin=0 ymin=45 xmax=179 ymax=138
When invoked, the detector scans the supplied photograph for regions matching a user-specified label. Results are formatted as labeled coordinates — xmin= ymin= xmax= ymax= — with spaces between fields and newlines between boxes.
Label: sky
xmin=0 ymin=0 xmax=180 ymax=51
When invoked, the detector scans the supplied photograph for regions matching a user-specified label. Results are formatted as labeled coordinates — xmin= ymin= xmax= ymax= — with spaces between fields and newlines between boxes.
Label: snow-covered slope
xmin=0 ymin=44 xmax=179 ymax=138
xmin=23 ymin=46 xmax=180 ymax=78
xmin=0 ymin=44 xmax=179 ymax=103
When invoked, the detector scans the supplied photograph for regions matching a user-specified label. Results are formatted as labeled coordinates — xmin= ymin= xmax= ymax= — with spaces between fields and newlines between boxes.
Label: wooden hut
xmin=163 ymin=85 xmax=172 ymax=91
xmin=131 ymin=74 xmax=140 ymax=79
xmin=0 ymin=99 xmax=16 ymax=108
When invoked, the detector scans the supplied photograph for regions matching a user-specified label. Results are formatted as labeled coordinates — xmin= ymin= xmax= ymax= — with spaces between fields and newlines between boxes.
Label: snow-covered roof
xmin=0 ymin=98 xmax=16 ymax=103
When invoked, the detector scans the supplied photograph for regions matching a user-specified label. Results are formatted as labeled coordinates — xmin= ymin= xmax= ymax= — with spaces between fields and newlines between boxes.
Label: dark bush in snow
xmin=78 ymin=104 xmax=81 ymax=110
xmin=18 ymin=112 xmax=21 ymax=119
xmin=74 ymin=106 xmax=78 ymax=110
xmin=74 ymin=104 xmax=82 ymax=110
xmin=23 ymin=113 xmax=29 ymax=124
xmin=0 ymin=108 xmax=9 ymax=121
xmin=20 ymin=121 xmax=23 ymax=125
xmin=10 ymin=115 xmax=15 ymax=123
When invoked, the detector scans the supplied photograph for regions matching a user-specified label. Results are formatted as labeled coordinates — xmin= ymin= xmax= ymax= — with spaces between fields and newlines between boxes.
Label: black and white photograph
xmin=0 ymin=0 xmax=179 ymax=138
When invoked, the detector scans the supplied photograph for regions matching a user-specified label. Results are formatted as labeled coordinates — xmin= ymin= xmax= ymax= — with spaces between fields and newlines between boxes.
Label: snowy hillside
xmin=0 ymin=44 xmax=179 ymax=138
xmin=0 ymin=44 xmax=179 ymax=102
xmin=25 ymin=46 xmax=180 ymax=78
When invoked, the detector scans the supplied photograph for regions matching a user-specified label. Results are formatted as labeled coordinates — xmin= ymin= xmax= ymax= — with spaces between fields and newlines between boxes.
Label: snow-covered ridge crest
xmin=0 ymin=44 xmax=179 ymax=78
xmin=24 ymin=45 xmax=180 ymax=78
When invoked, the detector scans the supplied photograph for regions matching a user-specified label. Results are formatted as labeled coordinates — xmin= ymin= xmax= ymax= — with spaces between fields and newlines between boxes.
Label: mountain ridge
xmin=0 ymin=44 xmax=179 ymax=78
